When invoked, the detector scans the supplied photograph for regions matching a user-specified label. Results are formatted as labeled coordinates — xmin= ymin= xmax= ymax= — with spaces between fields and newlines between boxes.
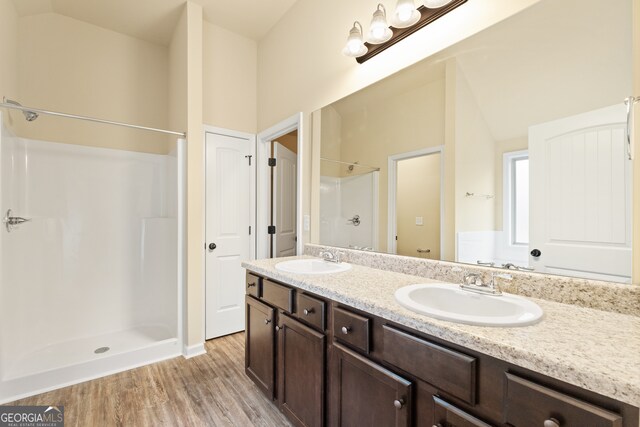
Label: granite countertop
xmin=243 ymin=256 xmax=640 ymax=408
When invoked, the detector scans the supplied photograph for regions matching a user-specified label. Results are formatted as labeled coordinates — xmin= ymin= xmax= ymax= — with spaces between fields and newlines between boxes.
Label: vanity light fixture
xmin=342 ymin=21 xmax=368 ymax=58
xmin=344 ymin=0 xmax=467 ymax=63
xmin=367 ymin=4 xmax=393 ymax=44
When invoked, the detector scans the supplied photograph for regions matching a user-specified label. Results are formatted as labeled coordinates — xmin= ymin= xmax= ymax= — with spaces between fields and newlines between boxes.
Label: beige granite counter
xmin=243 ymin=255 xmax=640 ymax=408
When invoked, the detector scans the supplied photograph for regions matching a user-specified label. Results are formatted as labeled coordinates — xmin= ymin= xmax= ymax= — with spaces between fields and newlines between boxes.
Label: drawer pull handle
xmin=544 ymin=419 xmax=560 ymax=427
xmin=264 ymin=319 xmax=271 ymax=325
xmin=393 ymin=399 xmax=405 ymax=409
xmin=247 ymin=282 xmax=256 ymax=287
xmin=341 ymin=326 xmax=351 ymax=335
xmin=303 ymin=308 xmax=315 ymax=315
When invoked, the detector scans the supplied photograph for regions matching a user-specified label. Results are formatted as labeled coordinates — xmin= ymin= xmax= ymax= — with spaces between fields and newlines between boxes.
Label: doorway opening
xmin=388 ymin=147 xmax=444 ymax=258
xmin=257 ymin=114 xmax=304 ymax=259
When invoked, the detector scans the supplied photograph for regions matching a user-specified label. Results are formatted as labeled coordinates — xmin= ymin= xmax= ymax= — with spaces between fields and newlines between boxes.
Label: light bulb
xmin=342 ymin=21 xmax=367 ymax=58
xmin=392 ymin=0 xmax=420 ymax=28
xmin=367 ymin=4 xmax=392 ymax=44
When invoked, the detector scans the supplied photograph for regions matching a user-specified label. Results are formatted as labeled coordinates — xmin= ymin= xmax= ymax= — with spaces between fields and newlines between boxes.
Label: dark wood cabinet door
xmin=278 ymin=314 xmax=325 ymax=427
xmin=330 ymin=343 xmax=412 ymax=427
xmin=245 ymin=295 xmax=276 ymax=400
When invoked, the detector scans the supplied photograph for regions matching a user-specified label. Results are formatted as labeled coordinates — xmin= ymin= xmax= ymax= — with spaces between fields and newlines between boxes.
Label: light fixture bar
xmin=356 ymin=0 xmax=467 ymax=64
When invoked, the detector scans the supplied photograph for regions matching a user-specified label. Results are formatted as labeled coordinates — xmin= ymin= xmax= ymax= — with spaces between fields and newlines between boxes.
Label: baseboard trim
xmin=183 ymin=343 xmax=206 ymax=359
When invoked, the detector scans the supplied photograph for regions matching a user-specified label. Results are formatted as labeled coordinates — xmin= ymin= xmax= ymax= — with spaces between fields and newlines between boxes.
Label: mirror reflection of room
xmin=316 ymin=0 xmax=632 ymax=283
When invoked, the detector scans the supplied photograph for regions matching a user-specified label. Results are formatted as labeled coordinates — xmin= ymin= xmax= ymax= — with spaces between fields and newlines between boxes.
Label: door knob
xmin=208 ymin=243 xmax=217 ymax=251
xmin=530 ymin=248 xmax=541 ymax=257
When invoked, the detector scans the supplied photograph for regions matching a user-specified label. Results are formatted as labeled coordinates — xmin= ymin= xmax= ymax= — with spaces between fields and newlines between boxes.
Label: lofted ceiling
xmin=10 ymin=0 xmax=299 ymax=44
xmin=330 ymin=0 xmax=632 ymax=142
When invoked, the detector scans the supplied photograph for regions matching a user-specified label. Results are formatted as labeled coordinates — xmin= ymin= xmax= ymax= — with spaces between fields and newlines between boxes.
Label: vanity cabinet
xmin=244 ymin=272 xmax=639 ymax=427
xmin=329 ymin=343 xmax=412 ymax=427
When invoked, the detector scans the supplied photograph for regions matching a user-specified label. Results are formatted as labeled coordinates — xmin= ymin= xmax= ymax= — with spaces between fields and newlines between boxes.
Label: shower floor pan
xmin=0 ymin=325 xmax=180 ymax=404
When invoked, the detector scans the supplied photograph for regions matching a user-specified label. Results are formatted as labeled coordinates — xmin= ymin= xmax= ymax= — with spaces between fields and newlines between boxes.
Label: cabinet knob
xmin=303 ymin=308 xmax=314 ymax=315
xmin=275 ymin=325 xmax=281 ymax=332
xmin=341 ymin=326 xmax=351 ymax=335
xmin=432 ymin=424 xmax=443 ymax=427
xmin=393 ymin=399 xmax=405 ymax=409
xmin=264 ymin=319 xmax=271 ymax=325
xmin=247 ymin=282 xmax=256 ymax=288
xmin=544 ymin=419 xmax=560 ymax=427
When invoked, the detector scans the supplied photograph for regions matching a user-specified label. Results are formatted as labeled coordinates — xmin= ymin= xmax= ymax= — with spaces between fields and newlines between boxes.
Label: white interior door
xmin=529 ymin=104 xmax=632 ymax=282
xmin=272 ymin=142 xmax=297 ymax=257
xmin=205 ymin=131 xmax=254 ymax=339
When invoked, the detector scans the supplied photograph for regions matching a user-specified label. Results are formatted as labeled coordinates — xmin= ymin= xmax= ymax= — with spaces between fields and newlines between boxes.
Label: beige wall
xmin=203 ymin=21 xmax=257 ymax=133
xmin=0 ymin=0 xmax=18 ymax=131
xmin=338 ymin=78 xmax=446 ymax=251
xmin=319 ymin=106 xmax=343 ymax=177
xmin=397 ymin=154 xmax=441 ymax=259
xmin=453 ymin=62 xmax=496 ymax=234
xmin=16 ymin=13 xmax=171 ymax=154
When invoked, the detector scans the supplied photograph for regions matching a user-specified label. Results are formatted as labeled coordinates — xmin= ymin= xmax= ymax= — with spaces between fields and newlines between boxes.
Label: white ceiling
xmin=10 ymin=0 xmax=299 ymax=44
xmin=330 ymin=0 xmax=632 ymax=142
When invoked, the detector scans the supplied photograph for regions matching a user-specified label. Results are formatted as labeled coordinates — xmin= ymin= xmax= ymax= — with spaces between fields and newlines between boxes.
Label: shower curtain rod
xmin=0 ymin=101 xmax=187 ymax=137
xmin=320 ymin=157 xmax=380 ymax=171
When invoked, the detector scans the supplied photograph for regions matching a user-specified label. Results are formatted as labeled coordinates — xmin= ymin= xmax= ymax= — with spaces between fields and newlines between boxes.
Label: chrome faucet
xmin=459 ymin=271 xmax=506 ymax=296
xmin=320 ymin=250 xmax=342 ymax=263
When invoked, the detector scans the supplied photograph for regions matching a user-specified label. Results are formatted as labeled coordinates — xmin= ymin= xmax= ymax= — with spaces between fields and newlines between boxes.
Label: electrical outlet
xmin=415 ymin=216 xmax=423 ymax=226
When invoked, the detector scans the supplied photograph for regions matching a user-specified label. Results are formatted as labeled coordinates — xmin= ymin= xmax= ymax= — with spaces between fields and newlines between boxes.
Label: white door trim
xmin=387 ymin=146 xmax=445 ymax=255
xmin=257 ymin=113 xmax=304 ymax=259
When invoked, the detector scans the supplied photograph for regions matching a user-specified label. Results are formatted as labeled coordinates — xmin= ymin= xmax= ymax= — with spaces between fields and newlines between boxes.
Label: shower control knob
xmin=208 ymin=243 xmax=217 ymax=251
xmin=530 ymin=249 xmax=541 ymax=258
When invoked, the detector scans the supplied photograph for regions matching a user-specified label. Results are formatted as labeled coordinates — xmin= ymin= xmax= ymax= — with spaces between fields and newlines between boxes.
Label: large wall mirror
xmin=312 ymin=0 xmax=634 ymax=283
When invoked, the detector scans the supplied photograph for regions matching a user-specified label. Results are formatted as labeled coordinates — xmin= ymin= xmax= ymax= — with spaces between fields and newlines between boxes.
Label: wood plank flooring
xmin=6 ymin=333 xmax=292 ymax=427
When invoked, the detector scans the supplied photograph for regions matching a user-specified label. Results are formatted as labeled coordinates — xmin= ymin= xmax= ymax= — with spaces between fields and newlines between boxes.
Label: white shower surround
xmin=0 ymin=115 xmax=184 ymax=403
xmin=319 ymin=172 xmax=379 ymax=251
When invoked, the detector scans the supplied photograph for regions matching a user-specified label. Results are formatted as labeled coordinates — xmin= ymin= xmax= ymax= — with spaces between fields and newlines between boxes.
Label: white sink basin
xmin=275 ymin=259 xmax=352 ymax=275
xmin=395 ymin=283 xmax=543 ymax=327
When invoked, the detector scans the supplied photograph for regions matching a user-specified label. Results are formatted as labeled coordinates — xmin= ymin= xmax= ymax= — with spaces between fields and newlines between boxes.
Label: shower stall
xmin=0 ymin=103 xmax=186 ymax=403
xmin=319 ymin=158 xmax=379 ymax=251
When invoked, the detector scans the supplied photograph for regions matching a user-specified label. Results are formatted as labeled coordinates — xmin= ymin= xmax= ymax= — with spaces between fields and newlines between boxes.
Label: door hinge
xmin=268 ymin=157 xmax=276 ymax=167
xmin=268 ymin=225 xmax=276 ymax=235
xmin=245 ymin=155 xmax=252 ymax=166
xmin=249 ymin=225 xmax=252 ymax=235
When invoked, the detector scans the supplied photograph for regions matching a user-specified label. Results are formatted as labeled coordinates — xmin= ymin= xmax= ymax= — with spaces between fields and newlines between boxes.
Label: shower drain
xmin=94 ymin=346 xmax=110 ymax=354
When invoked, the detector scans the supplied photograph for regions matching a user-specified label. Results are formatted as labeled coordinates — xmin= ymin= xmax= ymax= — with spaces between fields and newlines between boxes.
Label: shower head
xmin=2 ymin=97 xmax=39 ymax=122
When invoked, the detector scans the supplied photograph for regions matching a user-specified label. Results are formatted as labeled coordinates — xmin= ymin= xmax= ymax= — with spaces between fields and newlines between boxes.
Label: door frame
xmin=387 ymin=146 xmax=445 ymax=255
xmin=257 ymin=113 xmax=304 ymax=259
xmin=203 ymin=125 xmax=256 ymax=340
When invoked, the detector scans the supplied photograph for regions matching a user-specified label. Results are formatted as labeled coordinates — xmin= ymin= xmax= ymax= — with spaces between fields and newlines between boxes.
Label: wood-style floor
xmin=6 ymin=333 xmax=292 ymax=427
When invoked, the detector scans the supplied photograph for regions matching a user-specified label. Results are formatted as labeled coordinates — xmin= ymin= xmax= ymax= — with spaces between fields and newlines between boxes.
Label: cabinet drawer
xmin=261 ymin=279 xmax=294 ymax=313
xmin=504 ymin=373 xmax=623 ymax=427
xmin=246 ymin=272 xmax=261 ymax=298
xmin=296 ymin=293 xmax=326 ymax=331
xmin=382 ymin=325 xmax=477 ymax=405
xmin=333 ymin=306 xmax=370 ymax=354
xmin=434 ymin=396 xmax=492 ymax=427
